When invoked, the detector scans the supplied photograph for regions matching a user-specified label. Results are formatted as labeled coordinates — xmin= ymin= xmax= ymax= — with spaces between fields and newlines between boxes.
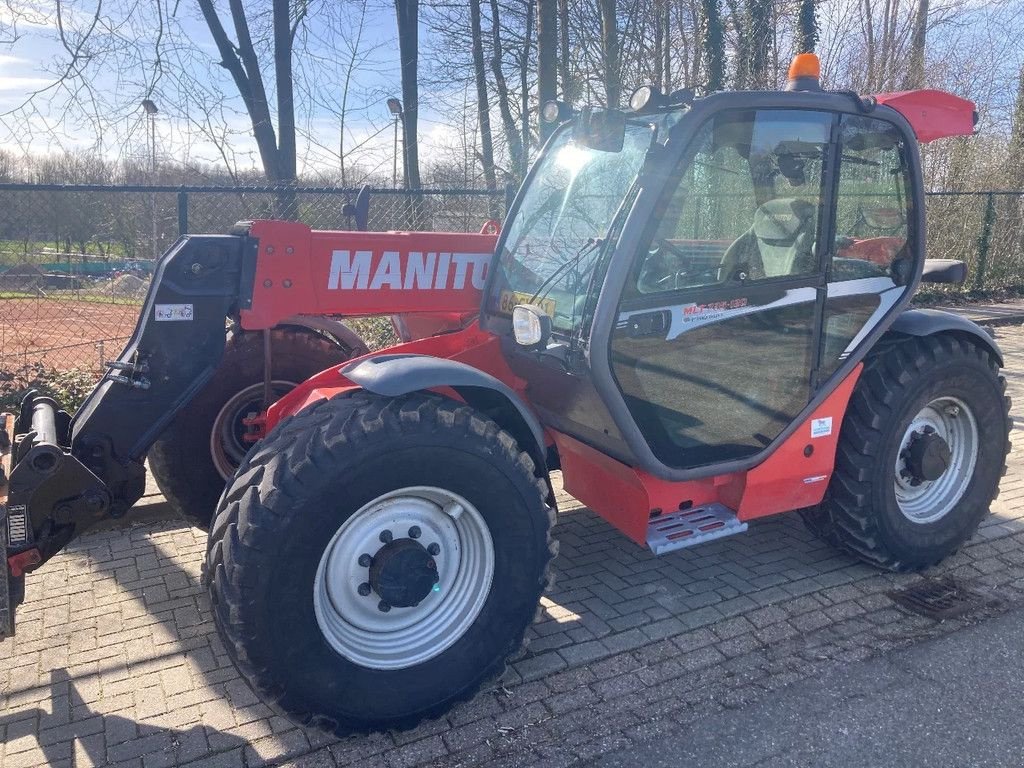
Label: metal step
xmin=646 ymin=503 xmax=747 ymax=555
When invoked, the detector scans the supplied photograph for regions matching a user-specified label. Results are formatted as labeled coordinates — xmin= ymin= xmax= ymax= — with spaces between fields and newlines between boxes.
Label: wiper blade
xmin=528 ymin=238 xmax=603 ymax=306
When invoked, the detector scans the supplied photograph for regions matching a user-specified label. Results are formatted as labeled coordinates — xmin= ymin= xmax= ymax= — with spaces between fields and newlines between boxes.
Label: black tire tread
xmin=205 ymin=391 xmax=556 ymax=735
xmin=801 ymin=333 xmax=1011 ymax=571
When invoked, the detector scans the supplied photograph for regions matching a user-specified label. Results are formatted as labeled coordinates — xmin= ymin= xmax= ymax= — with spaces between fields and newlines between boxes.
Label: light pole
xmin=141 ymin=99 xmax=159 ymax=258
xmin=387 ymin=97 xmax=403 ymax=189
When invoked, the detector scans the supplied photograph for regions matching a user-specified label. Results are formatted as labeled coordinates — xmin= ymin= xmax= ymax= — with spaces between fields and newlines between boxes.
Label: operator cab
xmin=481 ymin=54 xmax=936 ymax=480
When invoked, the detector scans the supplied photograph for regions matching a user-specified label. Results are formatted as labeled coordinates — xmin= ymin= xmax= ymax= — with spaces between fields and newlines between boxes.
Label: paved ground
xmin=596 ymin=605 xmax=1024 ymax=768
xmin=1 ymin=311 xmax=1024 ymax=768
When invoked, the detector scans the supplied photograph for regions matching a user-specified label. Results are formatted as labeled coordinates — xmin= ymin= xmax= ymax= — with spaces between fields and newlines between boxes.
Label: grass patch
xmin=0 ymin=289 xmax=144 ymax=306
xmin=0 ymin=362 xmax=98 ymax=414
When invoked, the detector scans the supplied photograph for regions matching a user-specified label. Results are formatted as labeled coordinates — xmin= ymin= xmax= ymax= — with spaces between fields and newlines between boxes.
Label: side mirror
xmin=921 ymin=259 xmax=967 ymax=284
xmin=573 ymin=107 xmax=626 ymax=153
xmin=512 ymin=304 xmax=552 ymax=348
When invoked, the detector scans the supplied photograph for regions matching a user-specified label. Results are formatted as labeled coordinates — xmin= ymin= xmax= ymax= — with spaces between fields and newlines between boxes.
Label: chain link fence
xmin=0 ymin=184 xmax=508 ymax=371
xmin=0 ymin=183 xmax=1019 ymax=372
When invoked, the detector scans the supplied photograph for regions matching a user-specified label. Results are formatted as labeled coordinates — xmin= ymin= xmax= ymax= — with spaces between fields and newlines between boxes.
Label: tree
xmin=395 ymin=0 xmax=422 ymax=191
xmin=488 ymin=0 xmax=526 ymax=179
xmin=906 ymin=0 xmax=929 ymax=88
xmin=745 ymin=0 xmax=773 ymax=89
xmin=195 ymin=1 xmax=306 ymax=216
xmin=469 ymin=0 xmax=498 ymax=204
xmin=599 ymin=0 xmax=621 ymax=106
xmin=1010 ymin=65 xmax=1024 ymax=187
xmin=558 ymin=0 xmax=575 ymax=103
xmin=703 ymin=0 xmax=726 ymax=92
xmin=521 ymin=0 xmax=536 ymax=164
xmin=797 ymin=0 xmax=818 ymax=54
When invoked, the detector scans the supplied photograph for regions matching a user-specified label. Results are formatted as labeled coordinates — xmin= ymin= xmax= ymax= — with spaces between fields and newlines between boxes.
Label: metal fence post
xmin=974 ymin=192 xmax=996 ymax=291
xmin=177 ymin=188 xmax=188 ymax=236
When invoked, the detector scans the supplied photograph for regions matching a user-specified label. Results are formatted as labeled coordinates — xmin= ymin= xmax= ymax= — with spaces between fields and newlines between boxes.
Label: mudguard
xmin=889 ymin=308 xmax=1003 ymax=364
xmin=279 ymin=315 xmax=371 ymax=356
xmin=343 ymin=354 xmax=547 ymax=462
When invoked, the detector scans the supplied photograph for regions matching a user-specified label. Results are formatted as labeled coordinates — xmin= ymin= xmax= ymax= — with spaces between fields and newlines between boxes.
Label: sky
xmin=0 ymin=1 xmax=1021 ymax=185
xmin=0 ymin=1 xmax=471 ymax=183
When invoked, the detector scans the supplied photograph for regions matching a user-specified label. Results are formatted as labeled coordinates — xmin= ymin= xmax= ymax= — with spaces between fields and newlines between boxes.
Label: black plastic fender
xmin=279 ymin=314 xmax=371 ymax=357
xmin=889 ymin=308 xmax=1003 ymax=365
xmin=343 ymin=354 xmax=548 ymax=472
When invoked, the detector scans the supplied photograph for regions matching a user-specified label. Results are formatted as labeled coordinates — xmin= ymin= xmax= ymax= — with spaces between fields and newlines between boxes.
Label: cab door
xmin=608 ymin=108 xmax=835 ymax=470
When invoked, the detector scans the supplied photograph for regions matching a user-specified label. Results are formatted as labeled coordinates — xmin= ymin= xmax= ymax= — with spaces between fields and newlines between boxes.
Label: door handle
xmin=625 ymin=310 xmax=671 ymax=338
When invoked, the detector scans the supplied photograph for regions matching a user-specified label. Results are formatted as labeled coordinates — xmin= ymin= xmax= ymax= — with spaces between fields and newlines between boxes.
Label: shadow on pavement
xmin=0 ymin=668 xmax=247 ymax=765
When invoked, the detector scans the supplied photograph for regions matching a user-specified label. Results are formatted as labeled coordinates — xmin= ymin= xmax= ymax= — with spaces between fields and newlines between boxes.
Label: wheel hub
xmin=211 ymin=380 xmax=297 ymax=480
xmin=901 ymin=428 xmax=952 ymax=484
xmin=368 ymin=538 xmax=439 ymax=608
xmin=313 ymin=487 xmax=495 ymax=670
xmin=893 ymin=396 xmax=979 ymax=524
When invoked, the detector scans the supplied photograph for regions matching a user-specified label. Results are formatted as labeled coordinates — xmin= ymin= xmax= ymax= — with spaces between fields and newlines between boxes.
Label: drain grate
xmin=887 ymin=576 xmax=998 ymax=620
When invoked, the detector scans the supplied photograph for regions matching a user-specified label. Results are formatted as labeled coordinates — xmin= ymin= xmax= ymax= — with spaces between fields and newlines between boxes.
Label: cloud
xmin=0 ymin=75 xmax=51 ymax=91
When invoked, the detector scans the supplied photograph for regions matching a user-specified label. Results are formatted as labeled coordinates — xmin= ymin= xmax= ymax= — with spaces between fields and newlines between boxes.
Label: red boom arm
xmin=239 ymin=220 xmax=499 ymax=330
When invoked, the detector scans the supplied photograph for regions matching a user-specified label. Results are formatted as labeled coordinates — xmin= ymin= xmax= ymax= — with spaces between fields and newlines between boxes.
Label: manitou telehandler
xmin=0 ymin=54 xmax=1010 ymax=734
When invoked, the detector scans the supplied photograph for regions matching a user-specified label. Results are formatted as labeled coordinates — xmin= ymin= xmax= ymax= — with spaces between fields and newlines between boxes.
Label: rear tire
xmin=148 ymin=327 xmax=361 ymax=529
xmin=802 ymin=334 xmax=1010 ymax=571
xmin=206 ymin=392 xmax=555 ymax=735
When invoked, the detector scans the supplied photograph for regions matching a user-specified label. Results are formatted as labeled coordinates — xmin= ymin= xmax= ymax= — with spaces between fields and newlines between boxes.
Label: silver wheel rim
xmin=894 ymin=396 xmax=978 ymax=524
xmin=314 ymin=486 xmax=495 ymax=670
xmin=209 ymin=380 xmax=297 ymax=480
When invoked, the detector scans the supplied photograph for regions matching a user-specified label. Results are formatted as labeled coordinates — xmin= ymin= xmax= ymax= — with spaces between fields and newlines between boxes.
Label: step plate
xmin=647 ymin=503 xmax=747 ymax=556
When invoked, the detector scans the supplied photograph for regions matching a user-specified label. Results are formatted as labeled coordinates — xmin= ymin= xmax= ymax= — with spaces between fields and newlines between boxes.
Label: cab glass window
xmin=819 ymin=115 xmax=914 ymax=382
xmin=485 ymin=121 xmax=658 ymax=335
xmin=830 ymin=115 xmax=912 ymax=281
xmin=631 ymin=109 xmax=831 ymax=296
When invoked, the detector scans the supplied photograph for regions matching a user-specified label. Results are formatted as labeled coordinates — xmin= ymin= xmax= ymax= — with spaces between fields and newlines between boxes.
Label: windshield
xmin=486 ymin=120 xmax=661 ymax=336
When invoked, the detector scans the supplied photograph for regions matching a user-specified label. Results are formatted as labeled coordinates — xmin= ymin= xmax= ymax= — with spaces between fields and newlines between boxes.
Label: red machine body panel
xmin=735 ymin=364 xmax=862 ymax=521
xmin=267 ymin=322 xmax=528 ymax=433
xmin=873 ymin=90 xmax=976 ymax=143
xmin=548 ymin=364 xmax=864 ymax=544
xmin=240 ymin=220 xmax=498 ymax=330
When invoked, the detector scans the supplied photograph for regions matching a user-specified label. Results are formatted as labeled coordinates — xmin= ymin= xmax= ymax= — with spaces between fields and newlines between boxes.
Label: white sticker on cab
xmin=811 ymin=416 xmax=833 ymax=439
xmin=155 ymin=303 xmax=194 ymax=321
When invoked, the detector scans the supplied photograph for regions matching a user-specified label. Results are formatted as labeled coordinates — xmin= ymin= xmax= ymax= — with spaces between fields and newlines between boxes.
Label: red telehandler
xmin=0 ymin=55 xmax=1010 ymax=734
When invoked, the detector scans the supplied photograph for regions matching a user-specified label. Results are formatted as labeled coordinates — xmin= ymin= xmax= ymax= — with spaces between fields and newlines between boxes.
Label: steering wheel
xmin=646 ymin=239 xmax=719 ymax=290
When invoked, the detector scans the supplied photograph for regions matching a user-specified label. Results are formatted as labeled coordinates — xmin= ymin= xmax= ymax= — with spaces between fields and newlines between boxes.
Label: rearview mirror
xmin=512 ymin=304 xmax=552 ymax=348
xmin=572 ymin=107 xmax=627 ymax=153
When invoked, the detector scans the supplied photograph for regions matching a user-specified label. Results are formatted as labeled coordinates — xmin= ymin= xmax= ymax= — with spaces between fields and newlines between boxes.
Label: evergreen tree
xmin=702 ymin=0 xmax=725 ymax=92
xmin=1010 ymin=65 xmax=1024 ymax=187
xmin=797 ymin=0 xmax=817 ymax=54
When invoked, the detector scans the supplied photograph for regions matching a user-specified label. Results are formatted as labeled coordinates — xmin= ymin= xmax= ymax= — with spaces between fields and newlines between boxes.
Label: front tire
xmin=803 ymin=334 xmax=1011 ymax=571
xmin=206 ymin=392 xmax=555 ymax=735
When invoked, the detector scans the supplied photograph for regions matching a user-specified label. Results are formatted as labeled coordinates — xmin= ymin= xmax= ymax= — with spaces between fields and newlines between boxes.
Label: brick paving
xmin=1 ymin=320 xmax=1023 ymax=768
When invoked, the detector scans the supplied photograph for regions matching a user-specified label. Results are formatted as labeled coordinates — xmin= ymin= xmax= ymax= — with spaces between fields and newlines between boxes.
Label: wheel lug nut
xmin=357 ymin=582 xmax=371 ymax=596
xmin=379 ymin=530 xmax=393 ymax=544
xmin=358 ymin=553 xmax=372 ymax=567
xmin=378 ymin=600 xmax=391 ymax=613
xmin=408 ymin=525 xmax=421 ymax=539
xmin=427 ymin=543 xmax=440 ymax=556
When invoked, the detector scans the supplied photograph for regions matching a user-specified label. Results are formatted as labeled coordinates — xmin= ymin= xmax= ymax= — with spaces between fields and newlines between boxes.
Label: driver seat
xmin=718 ymin=198 xmax=817 ymax=282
